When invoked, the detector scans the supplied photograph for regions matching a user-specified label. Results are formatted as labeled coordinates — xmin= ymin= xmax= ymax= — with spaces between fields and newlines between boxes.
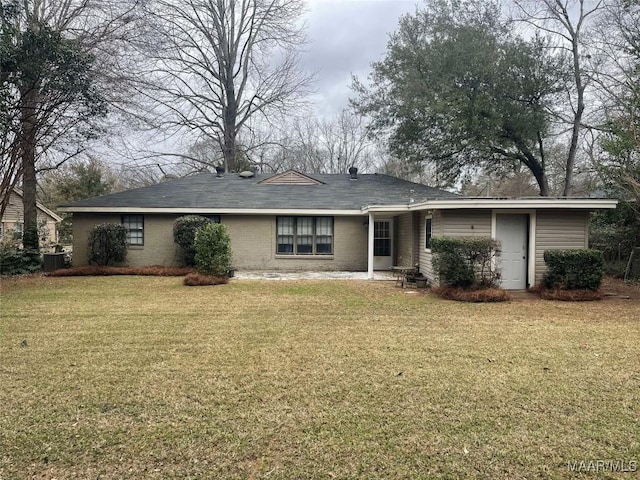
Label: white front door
xmin=496 ymin=214 xmax=528 ymax=290
xmin=373 ymin=219 xmax=393 ymax=270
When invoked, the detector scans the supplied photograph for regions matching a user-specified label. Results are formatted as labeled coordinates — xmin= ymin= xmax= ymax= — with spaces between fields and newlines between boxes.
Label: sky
xmin=302 ymin=0 xmax=419 ymax=118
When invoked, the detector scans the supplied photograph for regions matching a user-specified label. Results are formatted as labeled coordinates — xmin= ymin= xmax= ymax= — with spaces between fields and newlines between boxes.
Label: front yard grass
xmin=1 ymin=276 xmax=638 ymax=479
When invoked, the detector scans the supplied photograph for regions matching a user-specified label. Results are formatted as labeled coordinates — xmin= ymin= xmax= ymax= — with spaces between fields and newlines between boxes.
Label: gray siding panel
xmin=442 ymin=210 xmax=492 ymax=237
xmin=535 ymin=210 xmax=589 ymax=284
xmin=418 ymin=212 xmax=437 ymax=283
xmin=412 ymin=211 xmax=420 ymax=264
xmin=396 ymin=213 xmax=414 ymax=266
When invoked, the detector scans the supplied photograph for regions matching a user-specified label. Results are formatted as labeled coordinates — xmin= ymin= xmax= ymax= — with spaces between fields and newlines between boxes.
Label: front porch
xmin=365 ymin=209 xmax=420 ymax=280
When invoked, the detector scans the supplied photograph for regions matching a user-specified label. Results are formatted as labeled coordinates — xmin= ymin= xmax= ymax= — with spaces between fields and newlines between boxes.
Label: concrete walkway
xmin=233 ymin=271 xmax=396 ymax=281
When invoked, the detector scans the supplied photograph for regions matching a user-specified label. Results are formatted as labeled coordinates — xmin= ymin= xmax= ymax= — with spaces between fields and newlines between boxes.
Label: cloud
xmin=302 ymin=0 xmax=417 ymax=118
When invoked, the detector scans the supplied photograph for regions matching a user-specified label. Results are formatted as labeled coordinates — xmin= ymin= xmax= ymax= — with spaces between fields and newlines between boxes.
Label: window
xmin=425 ymin=217 xmax=433 ymax=249
xmin=276 ymin=217 xmax=333 ymax=255
xmin=122 ymin=215 xmax=144 ymax=245
xmin=374 ymin=220 xmax=391 ymax=256
xmin=14 ymin=222 xmax=23 ymax=239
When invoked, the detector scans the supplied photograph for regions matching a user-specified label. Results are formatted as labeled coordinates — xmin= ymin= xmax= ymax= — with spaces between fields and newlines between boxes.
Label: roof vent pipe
xmin=348 ymin=166 xmax=358 ymax=180
xmin=215 ymin=165 xmax=225 ymax=178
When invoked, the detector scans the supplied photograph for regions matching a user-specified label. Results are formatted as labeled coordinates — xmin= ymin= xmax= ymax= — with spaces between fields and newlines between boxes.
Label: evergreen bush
xmin=543 ymin=249 xmax=604 ymax=291
xmin=87 ymin=224 xmax=127 ymax=266
xmin=173 ymin=215 xmax=214 ymax=266
xmin=431 ymin=236 xmax=501 ymax=289
xmin=0 ymin=240 xmax=42 ymax=275
xmin=194 ymin=223 xmax=232 ymax=277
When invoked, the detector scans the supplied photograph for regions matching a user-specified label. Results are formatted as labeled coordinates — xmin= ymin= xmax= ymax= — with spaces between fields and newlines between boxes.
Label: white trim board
xmin=59 ymin=207 xmax=365 ymax=216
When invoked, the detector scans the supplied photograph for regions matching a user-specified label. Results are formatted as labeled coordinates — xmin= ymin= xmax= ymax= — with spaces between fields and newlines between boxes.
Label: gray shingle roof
xmin=60 ymin=172 xmax=458 ymax=211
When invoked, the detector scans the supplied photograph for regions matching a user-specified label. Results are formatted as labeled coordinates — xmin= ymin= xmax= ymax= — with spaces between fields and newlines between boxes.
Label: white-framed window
xmin=373 ymin=220 xmax=391 ymax=256
xmin=122 ymin=215 xmax=144 ymax=246
xmin=276 ymin=216 xmax=333 ymax=255
xmin=425 ymin=216 xmax=433 ymax=250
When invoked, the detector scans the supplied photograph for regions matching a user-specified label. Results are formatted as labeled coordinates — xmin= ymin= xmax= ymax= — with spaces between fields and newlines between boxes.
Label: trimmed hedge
xmin=173 ymin=215 xmax=214 ymax=266
xmin=194 ymin=223 xmax=232 ymax=277
xmin=431 ymin=236 xmax=501 ymax=289
xmin=88 ymin=224 xmax=127 ymax=266
xmin=543 ymin=249 xmax=604 ymax=291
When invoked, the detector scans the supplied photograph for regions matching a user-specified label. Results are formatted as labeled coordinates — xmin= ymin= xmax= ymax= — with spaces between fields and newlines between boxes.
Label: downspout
xmin=367 ymin=212 xmax=375 ymax=280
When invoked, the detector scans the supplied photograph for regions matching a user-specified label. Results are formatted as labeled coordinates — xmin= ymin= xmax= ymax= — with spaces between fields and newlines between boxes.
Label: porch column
xmin=367 ymin=212 xmax=374 ymax=280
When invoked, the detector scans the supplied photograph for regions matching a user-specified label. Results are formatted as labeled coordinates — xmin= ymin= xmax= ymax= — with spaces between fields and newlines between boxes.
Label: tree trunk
xmin=20 ymin=87 xmax=40 ymax=251
xmin=497 ymin=139 xmax=551 ymax=196
xmin=222 ymin=74 xmax=237 ymax=172
xmin=529 ymin=159 xmax=550 ymax=197
xmin=563 ymin=33 xmax=586 ymax=197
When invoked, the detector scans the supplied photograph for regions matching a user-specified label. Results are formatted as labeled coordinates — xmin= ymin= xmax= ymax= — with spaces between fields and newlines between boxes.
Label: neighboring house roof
xmin=59 ymin=171 xmax=458 ymax=214
xmin=3 ymin=189 xmax=63 ymax=222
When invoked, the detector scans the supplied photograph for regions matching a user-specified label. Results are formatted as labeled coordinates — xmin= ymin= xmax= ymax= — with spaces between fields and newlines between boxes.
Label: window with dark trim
xmin=425 ymin=217 xmax=432 ymax=249
xmin=122 ymin=214 xmax=144 ymax=245
xmin=276 ymin=216 xmax=333 ymax=255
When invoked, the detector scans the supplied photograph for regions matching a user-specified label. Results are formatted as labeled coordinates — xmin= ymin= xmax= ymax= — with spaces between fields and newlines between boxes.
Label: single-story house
xmin=59 ymin=169 xmax=617 ymax=289
xmin=1 ymin=188 xmax=62 ymax=245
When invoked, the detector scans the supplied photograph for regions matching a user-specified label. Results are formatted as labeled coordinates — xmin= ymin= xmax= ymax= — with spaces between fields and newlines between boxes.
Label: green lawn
xmin=1 ymin=276 xmax=638 ymax=479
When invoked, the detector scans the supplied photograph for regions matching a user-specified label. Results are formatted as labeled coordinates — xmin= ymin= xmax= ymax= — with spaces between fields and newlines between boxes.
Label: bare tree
xmin=247 ymin=109 xmax=378 ymax=174
xmin=139 ymin=0 xmax=313 ymax=173
xmin=316 ymin=110 xmax=373 ymax=174
xmin=593 ymin=0 xmax=640 ymax=207
xmin=512 ymin=0 xmax=607 ymax=196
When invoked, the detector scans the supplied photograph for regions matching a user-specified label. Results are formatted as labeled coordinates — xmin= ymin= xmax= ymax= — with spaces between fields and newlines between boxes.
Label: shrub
xmin=173 ymin=215 xmax=214 ymax=266
xmin=88 ymin=224 xmax=127 ymax=266
xmin=430 ymin=236 xmax=501 ymax=289
xmin=194 ymin=223 xmax=232 ymax=277
xmin=0 ymin=241 xmax=42 ymax=275
xmin=543 ymin=249 xmax=604 ymax=291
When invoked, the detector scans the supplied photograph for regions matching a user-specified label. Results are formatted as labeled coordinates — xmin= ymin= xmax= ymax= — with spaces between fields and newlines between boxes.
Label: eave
xmin=405 ymin=198 xmax=618 ymax=211
xmin=58 ymin=206 xmax=365 ymax=216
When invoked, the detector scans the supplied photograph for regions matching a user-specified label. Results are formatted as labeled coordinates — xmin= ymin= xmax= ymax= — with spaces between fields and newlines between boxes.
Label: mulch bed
xmin=433 ymin=286 xmax=511 ymax=303
xmin=183 ymin=273 xmax=229 ymax=286
xmin=537 ymin=288 xmax=604 ymax=301
xmin=47 ymin=266 xmax=195 ymax=277
xmin=524 ymin=277 xmax=640 ymax=302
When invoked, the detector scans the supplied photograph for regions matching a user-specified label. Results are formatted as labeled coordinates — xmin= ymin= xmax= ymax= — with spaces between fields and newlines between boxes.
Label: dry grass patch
xmin=1 ymin=277 xmax=639 ymax=479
